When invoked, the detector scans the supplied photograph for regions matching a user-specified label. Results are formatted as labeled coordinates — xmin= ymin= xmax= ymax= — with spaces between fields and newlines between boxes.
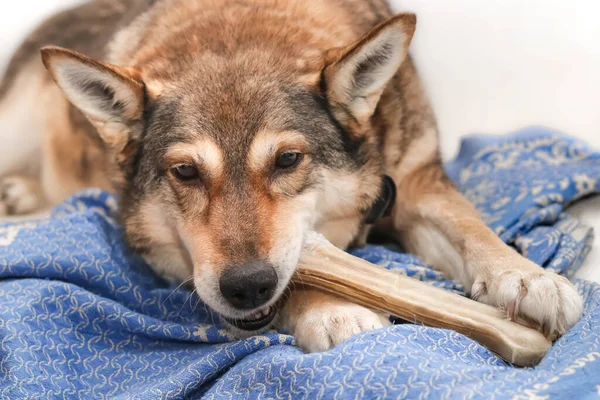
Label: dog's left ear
xmin=41 ymin=46 xmax=145 ymax=152
xmin=323 ymin=13 xmax=416 ymax=122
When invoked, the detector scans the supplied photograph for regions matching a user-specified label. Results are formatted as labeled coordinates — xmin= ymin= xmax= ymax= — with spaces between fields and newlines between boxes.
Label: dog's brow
xmin=165 ymin=139 xmax=223 ymax=175
xmin=248 ymin=130 xmax=308 ymax=171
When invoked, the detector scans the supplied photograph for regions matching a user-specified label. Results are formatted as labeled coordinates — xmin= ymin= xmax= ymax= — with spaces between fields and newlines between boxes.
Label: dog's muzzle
xmin=219 ymin=260 xmax=279 ymax=331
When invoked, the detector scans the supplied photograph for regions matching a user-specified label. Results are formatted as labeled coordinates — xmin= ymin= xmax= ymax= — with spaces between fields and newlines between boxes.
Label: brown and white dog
xmin=0 ymin=0 xmax=583 ymax=351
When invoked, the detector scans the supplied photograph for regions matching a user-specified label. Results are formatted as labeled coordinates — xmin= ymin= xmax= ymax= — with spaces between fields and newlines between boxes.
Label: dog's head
xmin=41 ymin=14 xmax=415 ymax=332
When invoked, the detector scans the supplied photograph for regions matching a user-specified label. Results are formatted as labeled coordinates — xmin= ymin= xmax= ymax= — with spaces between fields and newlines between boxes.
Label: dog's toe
xmin=473 ymin=261 xmax=583 ymax=338
xmin=294 ymin=303 xmax=391 ymax=353
xmin=0 ymin=176 xmax=44 ymax=216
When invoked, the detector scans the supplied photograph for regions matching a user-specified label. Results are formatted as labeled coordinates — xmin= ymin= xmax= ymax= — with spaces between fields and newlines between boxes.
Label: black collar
xmin=363 ymin=175 xmax=397 ymax=224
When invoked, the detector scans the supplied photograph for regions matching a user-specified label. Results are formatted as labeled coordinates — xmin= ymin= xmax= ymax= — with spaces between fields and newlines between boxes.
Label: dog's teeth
xmin=245 ymin=307 xmax=271 ymax=321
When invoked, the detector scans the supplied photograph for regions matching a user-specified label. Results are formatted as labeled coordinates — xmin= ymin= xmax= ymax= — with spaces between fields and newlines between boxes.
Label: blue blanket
xmin=1 ymin=127 xmax=599 ymax=399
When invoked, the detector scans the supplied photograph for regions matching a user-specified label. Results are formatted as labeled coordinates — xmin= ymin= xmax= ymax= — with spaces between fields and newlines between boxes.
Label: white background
xmin=0 ymin=0 xmax=598 ymax=281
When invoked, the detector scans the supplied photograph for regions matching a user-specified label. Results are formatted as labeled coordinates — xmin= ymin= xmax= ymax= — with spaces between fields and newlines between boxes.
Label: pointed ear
xmin=41 ymin=46 xmax=145 ymax=150
xmin=323 ymin=13 xmax=416 ymax=121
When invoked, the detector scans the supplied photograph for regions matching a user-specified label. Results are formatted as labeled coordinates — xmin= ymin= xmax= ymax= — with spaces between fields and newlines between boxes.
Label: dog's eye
xmin=171 ymin=164 xmax=200 ymax=181
xmin=275 ymin=152 xmax=303 ymax=169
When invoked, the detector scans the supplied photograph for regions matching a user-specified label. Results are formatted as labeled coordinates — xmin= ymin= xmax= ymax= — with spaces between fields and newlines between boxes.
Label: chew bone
xmin=293 ymin=231 xmax=552 ymax=366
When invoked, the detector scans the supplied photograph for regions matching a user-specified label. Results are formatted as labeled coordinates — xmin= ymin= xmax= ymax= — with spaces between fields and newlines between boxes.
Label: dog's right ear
xmin=323 ymin=13 xmax=416 ymax=124
xmin=41 ymin=46 xmax=144 ymax=152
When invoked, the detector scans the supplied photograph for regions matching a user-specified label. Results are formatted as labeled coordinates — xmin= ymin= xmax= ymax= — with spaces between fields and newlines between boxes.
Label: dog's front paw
xmin=0 ymin=176 xmax=44 ymax=216
xmin=294 ymin=302 xmax=390 ymax=353
xmin=280 ymin=289 xmax=390 ymax=353
xmin=471 ymin=260 xmax=583 ymax=338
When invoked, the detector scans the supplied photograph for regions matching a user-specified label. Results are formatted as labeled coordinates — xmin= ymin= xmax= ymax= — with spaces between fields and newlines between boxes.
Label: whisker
xmin=192 ymin=293 xmax=202 ymax=313
xmin=163 ymin=275 xmax=194 ymax=305
xmin=178 ymin=287 xmax=197 ymax=317
xmin=283 ymin=288 xmax=292 ymax=302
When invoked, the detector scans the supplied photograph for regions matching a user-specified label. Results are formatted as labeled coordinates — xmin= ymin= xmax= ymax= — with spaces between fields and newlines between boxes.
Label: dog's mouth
xmin=222 ymin=305 xmax=278 ymax=331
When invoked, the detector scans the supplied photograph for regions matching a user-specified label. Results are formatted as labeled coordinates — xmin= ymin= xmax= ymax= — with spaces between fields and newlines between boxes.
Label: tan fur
xmin=248 ymin=130 xmax=309 ymax=175
xmin=0 ymin=0 xmax=582 ymax=351
xmin=389 ymin=162 xmax=582 ymax=335
xmin=42 ymin=92 xmax=112 ymax=204
xmin=312 ymin=169 xmax=373 ymax=248
xmin=133 ymin=196 xmax=194 ymax=283
xmin=0 ymin=62 xmax=48 ymax=178
xmin=165 ymin=139 xmax=225 ymax=184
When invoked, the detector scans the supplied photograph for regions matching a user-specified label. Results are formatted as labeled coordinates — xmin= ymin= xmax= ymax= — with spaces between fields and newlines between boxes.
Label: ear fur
xmin=41 ymin=46 xmax=145 ymax=151
xmin=324 ymin=13 xmax=416 ymax=121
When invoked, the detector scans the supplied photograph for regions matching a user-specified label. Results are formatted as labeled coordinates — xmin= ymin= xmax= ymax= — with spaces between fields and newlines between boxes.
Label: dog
xmin=0 ymin=0 xmax=583 ymax=352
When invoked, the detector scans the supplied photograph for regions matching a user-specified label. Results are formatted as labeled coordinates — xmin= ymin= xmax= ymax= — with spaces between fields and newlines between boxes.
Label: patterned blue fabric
xmin=1 ymin=127 xmax=599 ymax=399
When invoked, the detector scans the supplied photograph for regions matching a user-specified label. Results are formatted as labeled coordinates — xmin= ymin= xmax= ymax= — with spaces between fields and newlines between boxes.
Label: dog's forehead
xmin=150 ymin=68 xmax=329 ymax=154
xmin=142 ymin=58 xmax=354 ymax=182
xmin=173 ymin=72 xmax=299 ymax=137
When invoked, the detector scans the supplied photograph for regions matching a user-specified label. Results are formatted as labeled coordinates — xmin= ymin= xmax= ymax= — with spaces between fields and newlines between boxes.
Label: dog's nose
xmin=219 ymin=261 xmax=278 ymax=309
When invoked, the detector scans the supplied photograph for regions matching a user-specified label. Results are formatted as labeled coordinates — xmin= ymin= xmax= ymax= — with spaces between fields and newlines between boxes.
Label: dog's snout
xmin=219 ymin=261 xmax=278 ymax=309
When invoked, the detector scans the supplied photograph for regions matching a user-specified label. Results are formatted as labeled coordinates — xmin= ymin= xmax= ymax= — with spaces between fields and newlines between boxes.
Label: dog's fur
xmin=0 ymin=0 xmax=583 ymax=351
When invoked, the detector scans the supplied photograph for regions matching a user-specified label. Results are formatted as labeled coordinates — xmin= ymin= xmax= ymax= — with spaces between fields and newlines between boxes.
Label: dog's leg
xmin=0 ymin=63 xmax=46 ymax=180
xmin=388 ymin=161 xmax=583 ymax=337
xmin=0 ymin=176 xmax=46 ymax=217
xmin=279 ymin=288 xmax=391 ymax=352
xmin=0 ymin=61 xmax=50 ymax=218
xmin=0 ymin=73 xmax=110 ymax=217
